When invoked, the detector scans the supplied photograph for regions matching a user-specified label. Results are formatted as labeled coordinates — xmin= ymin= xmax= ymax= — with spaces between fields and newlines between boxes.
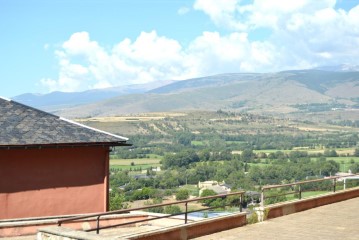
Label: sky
xmin=1 ymin=0 xmax=359 ymax=98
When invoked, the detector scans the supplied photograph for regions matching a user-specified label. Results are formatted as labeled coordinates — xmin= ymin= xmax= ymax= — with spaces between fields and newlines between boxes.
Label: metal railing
xmin=58 ymin=190 xmax=245 ymax=234
xmin=260 ymin=174 xmax=359 ymax=207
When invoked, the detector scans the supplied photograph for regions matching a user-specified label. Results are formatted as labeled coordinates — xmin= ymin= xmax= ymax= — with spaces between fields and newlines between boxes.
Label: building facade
xmin=0 ymin=97 xmax=128 ymax=219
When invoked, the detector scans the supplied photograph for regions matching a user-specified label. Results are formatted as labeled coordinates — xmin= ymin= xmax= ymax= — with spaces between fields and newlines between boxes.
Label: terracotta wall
xmin=0 ymin=146 xmax=109 ymax=220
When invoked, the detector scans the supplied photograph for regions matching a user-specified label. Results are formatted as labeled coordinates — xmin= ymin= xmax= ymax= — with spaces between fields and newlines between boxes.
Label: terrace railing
xmin=58 ymin=190 xmax=245 ymax=234
xmin=57 ymin=175 xmax=359 ymax=234
xmin=260 ymin=174 xmax=359 ymax=207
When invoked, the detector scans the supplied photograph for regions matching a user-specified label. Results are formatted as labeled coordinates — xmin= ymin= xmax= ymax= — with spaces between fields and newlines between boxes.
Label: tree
xmin=109 ymin=192 xmax=128 ymax=211
xmin=162 ymin=150 xmax=200 ymax=169
xmin=145 ymin=198 xmax=164 ymax=213
xmin=200 ymin=189 xmax=218 ymax=206
xmin=349 ymin=162 xmax=359 ymax=173
xmin=176 ymin=189 xmax=190 ymax=200
xmin=324 ymin=149 xmax=338 ymax=157
xmin=164 ymin=205 xmax=182 ymax=214
xmin=321 ymin=160 xmax=340 ymax=176
xmin=354 ymin=148 xmax=359 ymax=157
xmin=241 ymin=149 xmax=255 ymax=162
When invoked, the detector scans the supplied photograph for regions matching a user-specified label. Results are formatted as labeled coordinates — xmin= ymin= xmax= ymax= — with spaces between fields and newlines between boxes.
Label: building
xmin=198 ymin=180 xmax=232 ymax=195
xmin=0 ymin=97 xmax=129 ymax=220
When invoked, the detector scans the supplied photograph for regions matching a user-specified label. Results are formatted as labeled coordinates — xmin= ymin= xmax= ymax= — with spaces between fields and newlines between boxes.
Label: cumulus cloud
xmin=194 ymin=0 xmax=359 ymax=69
xmin=41 ymin=1 xmax=359 ymax=93
xmin=42 ymin=30 xmax=279 ymax=92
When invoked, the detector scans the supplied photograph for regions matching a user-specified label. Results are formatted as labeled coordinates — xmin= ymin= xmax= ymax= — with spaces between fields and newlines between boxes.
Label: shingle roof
xmin=0 ymin=97 xmax=128 ymax=146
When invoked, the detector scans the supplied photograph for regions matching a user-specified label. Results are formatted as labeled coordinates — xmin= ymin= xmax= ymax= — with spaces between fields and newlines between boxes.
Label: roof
xmin=205 ymin=185 xmax=229 ymax=195
xmin=0 ymin=97 xmax=128 ymax=147
xmin=220 ymin=183 xmax=232 ymax=189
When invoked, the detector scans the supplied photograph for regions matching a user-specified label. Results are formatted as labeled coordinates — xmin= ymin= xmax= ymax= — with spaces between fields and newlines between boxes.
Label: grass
xmin=110 ymin=158 xmax=161 ymax=165
xmin=110 ymin=164 xmax=160 ymax=170
xmin=253 ymin=149 xmax=292 ymax=154
xmin=286 ymin=191 xmax=330 ymax=201
xmin=248 ymin=163 xmax=268 ymax=168
xmin=326 ymin=157 xmax=359 ymax=162
xmin=311 ymin=156 xmax=359 ymax=172
xmin=110 ymin=158 xmax=161 ymax=171
xmin=146 ymin=154 xmax=163 ymax=159
xmin=177 ymin=184 xmax=199 ymax=197
xmin=191 ymin=141 xmax=207 ymax=146
xmin=252 ymin=148 xmax=356 ymax=155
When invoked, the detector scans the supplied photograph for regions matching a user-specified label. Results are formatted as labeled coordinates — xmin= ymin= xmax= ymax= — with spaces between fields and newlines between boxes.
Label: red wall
xmin=0 ymin=146 xmax=109 ymax=220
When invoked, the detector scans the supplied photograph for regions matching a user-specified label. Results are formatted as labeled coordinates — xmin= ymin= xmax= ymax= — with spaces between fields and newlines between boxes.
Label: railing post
xmin=96 ymin=216 xmax=101 ymax=234
xmin=333 ymin=178 xmax=336 ymax=193
xmin=298 ymin=184 xmax=302 ymax=200
xmin=239 ymin=194 xmax=243 ymax=212
xmin=185 ymin=202 xmax=188 ymax=224
xmin=344 ymin=178 xmax=346 ymax=190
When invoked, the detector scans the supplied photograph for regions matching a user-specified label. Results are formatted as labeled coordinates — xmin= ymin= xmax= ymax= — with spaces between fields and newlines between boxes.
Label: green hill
xmin=55 ymin=70 xmax=359 ymax=119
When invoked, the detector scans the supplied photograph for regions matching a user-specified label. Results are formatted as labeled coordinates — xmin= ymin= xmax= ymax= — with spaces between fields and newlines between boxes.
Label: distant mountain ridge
xmin=11 ymin=66 xmax=359 ymax=118
xmin=50 ymin=69 xmax=359 ymax=118
xmin=314 ymin=64 xmax=359 ymax=72
xmin=12 ymin=80 xmax=175 ymax=110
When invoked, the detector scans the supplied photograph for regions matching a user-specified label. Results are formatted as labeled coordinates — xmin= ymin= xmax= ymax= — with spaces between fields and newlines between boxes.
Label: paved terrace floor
xmin=194 ymin=197 xmax=359 ymax=240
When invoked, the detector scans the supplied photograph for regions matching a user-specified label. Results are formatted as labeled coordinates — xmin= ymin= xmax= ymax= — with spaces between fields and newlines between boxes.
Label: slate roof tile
xmin=0 ymin=97 xmax=128 ymax=146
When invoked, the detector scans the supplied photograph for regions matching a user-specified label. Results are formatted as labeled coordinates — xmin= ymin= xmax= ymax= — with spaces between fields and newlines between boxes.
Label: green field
xmin=110 ymin=158 xmax=161 ymax=165
xmin=326 ymin=157 xmax=359 ymax=162
xmin=253 ymin=149 xmax=292 ymax=154
xmin=110 ymin=158 xmax=161 ymax=171
xmin=311 ymin=157 xmax=359 ymax=172
xmin=177 ymin=185 xmax=199 ymax=197
xmin=248 ymin=162 xmax=268 ymax=168
xmin=110 ymin=164 xmax=160 ymax=170
xmin=191 ymin=141 xmax=207 ymax=146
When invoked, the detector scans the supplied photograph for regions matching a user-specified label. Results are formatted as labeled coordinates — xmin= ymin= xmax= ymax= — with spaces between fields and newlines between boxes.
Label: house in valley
xmin=198 ymin=180 xmax=232 ymax=195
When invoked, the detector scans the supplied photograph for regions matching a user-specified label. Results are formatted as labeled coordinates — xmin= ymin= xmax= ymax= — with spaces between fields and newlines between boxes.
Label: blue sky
xmin=1 ymin=0 xmax=359 ymax=98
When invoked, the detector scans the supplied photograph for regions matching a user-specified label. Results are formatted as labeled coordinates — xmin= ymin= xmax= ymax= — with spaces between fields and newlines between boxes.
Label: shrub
xmin=176 ymin=189 xmax=190 ymax=200
xmin=164 ymin=205 xmax=182 ymax=214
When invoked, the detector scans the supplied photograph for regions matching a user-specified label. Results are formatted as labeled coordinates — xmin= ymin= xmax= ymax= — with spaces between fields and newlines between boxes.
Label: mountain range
xmin=12 ymin=67 xmax=359 ymax=118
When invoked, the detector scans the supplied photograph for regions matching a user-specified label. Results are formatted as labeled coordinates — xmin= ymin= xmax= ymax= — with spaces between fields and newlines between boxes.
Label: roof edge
xmin=0 ymin=96 xmax=11 ymax=101
xmin=59 ymin=117 xmax=129 ymax=141
xmin=0 ymin=142 xmax=132 ymax=149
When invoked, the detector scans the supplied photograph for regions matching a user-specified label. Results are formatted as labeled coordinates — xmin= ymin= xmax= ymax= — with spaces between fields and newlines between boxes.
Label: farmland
xmin=78 ymin=110 xmax=359 ymax=210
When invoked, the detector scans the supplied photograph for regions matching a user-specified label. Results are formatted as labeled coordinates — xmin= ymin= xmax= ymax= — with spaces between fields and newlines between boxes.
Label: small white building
xmin=198 ymin=180 xmax=232 ymax=195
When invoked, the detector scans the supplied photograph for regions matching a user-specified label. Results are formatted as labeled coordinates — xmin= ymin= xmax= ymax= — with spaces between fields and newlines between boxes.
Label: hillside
xmin=54 ymin=70 xmax=359 ymax=119
xmin=12 ymin=80 xmax=175 ymax=111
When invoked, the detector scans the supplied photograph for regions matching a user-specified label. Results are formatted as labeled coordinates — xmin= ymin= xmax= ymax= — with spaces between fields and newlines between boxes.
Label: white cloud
xmin=42 ymin=29 xmax=279 ymax=92
xmin=194 ymin=0 xmax=247 ymax=30
xmin=194 ymin=0 xmax=359 ymax=68
xmin=41 ymin=1 xmax=359 ymax=93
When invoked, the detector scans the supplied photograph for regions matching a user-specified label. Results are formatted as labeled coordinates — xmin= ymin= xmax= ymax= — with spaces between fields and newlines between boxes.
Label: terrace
xmin=9 ymin=174 xmax=356 ymax=240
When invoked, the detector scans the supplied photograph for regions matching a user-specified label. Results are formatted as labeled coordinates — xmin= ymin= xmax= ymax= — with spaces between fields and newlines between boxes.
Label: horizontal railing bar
xmin=86 ymin=204 xmax=236 ymax=232
xmin=262 ymin=174 xmax=358 ymax=190
xmin=58 ymin=191 xmax=245 ymax=225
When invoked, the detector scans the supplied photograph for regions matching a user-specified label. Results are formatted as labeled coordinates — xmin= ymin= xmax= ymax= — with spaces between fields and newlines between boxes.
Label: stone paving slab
xmin=1 ymin=236 xmax=36 ymax=240
xmin=194 ymin=197 xmax=359 ymax=240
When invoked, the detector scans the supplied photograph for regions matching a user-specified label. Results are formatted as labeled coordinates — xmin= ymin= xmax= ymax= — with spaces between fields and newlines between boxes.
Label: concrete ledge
xmin=37 ymin=226 xmax=115 ymax=240
xmin=122 ymin=212 xmax=247 ymax=240
xmin=266 ymin=187 xmax=359 ymax=219
xmin=0 ymin=213 xmax=148 ymax=237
